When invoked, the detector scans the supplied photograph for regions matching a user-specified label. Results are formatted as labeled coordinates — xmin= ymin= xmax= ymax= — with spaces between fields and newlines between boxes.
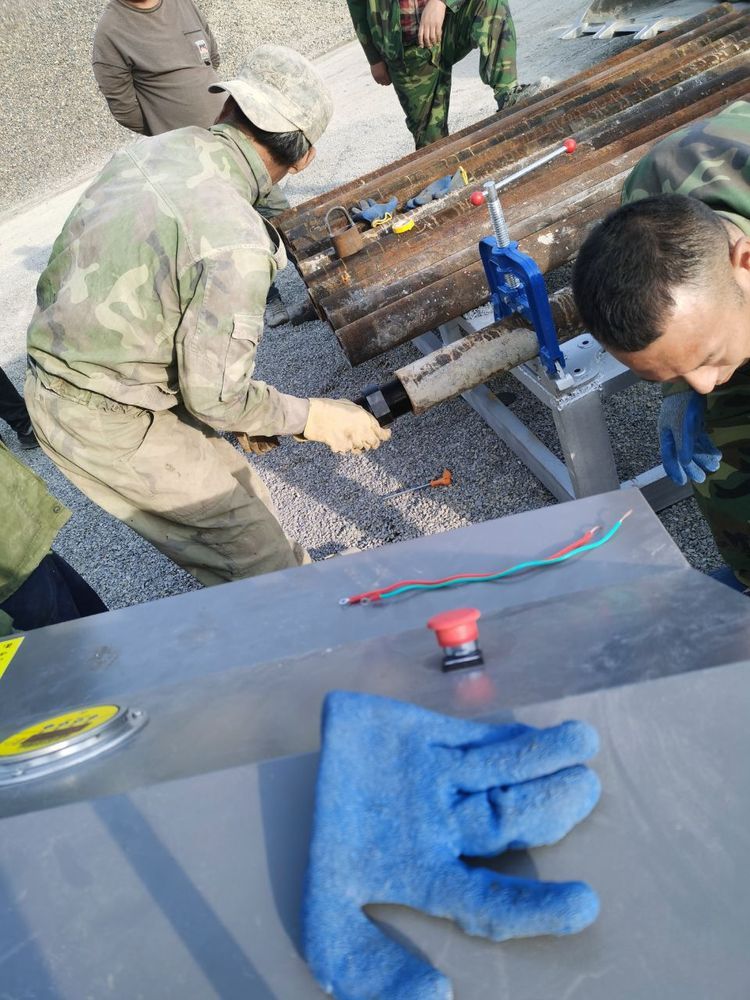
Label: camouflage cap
xmin=209 ymin=45 xmax=333 ymax=146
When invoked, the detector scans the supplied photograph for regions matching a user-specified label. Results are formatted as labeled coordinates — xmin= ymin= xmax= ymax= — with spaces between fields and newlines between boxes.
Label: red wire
xmin=345 ymin=527 xmax=597 ymax=604
xmin=546 ymin=528 xmax=598 ymax=560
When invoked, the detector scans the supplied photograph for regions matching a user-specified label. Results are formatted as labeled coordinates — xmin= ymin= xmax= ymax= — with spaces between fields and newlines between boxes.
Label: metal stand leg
xmin=550 ymin=389 xmax=620 ymax=497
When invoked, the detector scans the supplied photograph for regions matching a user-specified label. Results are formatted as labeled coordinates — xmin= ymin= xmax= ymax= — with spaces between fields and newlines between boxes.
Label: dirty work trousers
xmin=1 ymin=552 xmax=107 ymax=632
xmin=0 ymin=366 xmax=30 ymax=435
xmin=388 ymin=0 xmax=517 ymax=148
xmin=25 ymin=373 xmax=307 ymax=587
xmin=694 ymin=362 xmax=750 ymax=588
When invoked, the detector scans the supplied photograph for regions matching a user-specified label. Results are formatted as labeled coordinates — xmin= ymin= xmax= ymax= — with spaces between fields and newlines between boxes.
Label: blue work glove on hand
xmin=302 ymin=691 xmax=601 ymax=1000
xmin=404 ymin=168 xmax=468 ymax=210
xmin=658 ymin=389 xmax=722 ymax=486
xmin=350 ymin=196 xmax=398 ymax=226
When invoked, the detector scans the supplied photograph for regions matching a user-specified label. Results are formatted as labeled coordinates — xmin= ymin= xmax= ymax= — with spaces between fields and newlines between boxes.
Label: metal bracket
xmin=479 ymin=236 xmax=567 ymax=379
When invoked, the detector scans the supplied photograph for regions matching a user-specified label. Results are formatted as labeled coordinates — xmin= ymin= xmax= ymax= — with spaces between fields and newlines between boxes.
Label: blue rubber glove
xmin=350 ymin=196 xmax=398 ymax=226
xmin=404 ymin=167 xmax=468 ymax=210
xmin=302 ymin=691 xmax=601 ymax=1000
xmin=658 ymin=389 xmax=722 ymax=486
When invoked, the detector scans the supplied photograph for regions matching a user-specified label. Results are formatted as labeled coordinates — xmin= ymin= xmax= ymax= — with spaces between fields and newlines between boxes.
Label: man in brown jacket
xmin=92 ymin=0 xmax=224 ymax=135
xmin=92 ymin=0 xmax=297 ymax=323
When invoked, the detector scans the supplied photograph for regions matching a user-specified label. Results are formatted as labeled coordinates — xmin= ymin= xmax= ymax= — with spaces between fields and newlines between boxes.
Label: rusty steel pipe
xmin=333 ymin=62 xmax=750 ymax=365
xmin=297 ymin=49 xmax=750 ymax=296
xmin=322 ymin=145 xmax=648 ymax=330
xmin=336 ymin=188 xmax=623 ymax=364
xmin=279 ymin=4 xmax=735 ymax=244
xmin=298 ymin=38 xmax=750 ymax=294
xmin=299 ymin=55 xmax=750 ymax=324
xmin=292 ymin=36 xmax=743 ymax=261
xmin=282 ymin=8 xmax=744 ymax=256
xmin=395 ymin=288 xmax=583 ymax=415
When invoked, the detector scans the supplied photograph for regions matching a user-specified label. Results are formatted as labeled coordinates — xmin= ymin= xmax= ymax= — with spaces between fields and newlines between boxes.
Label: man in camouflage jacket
xmin=573 ymin=100 xmax=750 ymax=590
xmin=25 ymin=46 xmax=389 ymax=588
xmin=347 ymin=0 xmax=520 ymax=148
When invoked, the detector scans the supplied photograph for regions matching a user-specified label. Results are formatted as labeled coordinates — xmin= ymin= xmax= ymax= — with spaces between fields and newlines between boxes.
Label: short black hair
xmin=218 ymin=97 xmax=311 ymax=168
xmin=572 ymin=194 xmax=732 ymax=352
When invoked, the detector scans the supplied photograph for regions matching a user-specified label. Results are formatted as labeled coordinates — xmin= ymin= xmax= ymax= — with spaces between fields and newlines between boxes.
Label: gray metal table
xmin=1 ymin=490 xmax=749 ymax=998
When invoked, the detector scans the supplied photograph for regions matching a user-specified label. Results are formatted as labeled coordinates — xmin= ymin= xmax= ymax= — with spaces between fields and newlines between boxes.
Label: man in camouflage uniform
xmin=572 ymin=100 xmax=750 ymax=590
xmin=347 ymin=0 xmax=522 ymax=148
xmin=25 ymin=46 xmax=390 ymax=589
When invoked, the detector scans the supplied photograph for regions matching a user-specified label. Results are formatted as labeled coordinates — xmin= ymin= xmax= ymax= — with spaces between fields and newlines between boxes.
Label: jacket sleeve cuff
xmin=231 ymin=389 xmax=310 ymax=437
xmin=279 ymin=394 xmax=311 ymax=436
xmin=363 ymin=41 xmax=384 ymax=64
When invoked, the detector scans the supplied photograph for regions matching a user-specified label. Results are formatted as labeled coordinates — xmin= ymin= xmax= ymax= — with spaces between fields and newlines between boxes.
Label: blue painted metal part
xmin=479 ymin=236 xmax=566 ymax=377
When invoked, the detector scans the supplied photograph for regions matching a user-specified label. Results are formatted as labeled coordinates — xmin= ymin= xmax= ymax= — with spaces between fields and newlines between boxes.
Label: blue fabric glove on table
xmin=404 ymin=167 xmax=468 ymax=210
xmin=350 ymin=196 xmax=398 ymax=226
xmin=302 ymin=691 xmax=601 ymax=1000
xmin=658 ymin=389 xmax=722 ymax=486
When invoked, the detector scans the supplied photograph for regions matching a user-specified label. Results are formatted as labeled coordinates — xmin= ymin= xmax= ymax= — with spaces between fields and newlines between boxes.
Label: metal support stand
xmin=416 ymin=314 xmax=691 ymax=511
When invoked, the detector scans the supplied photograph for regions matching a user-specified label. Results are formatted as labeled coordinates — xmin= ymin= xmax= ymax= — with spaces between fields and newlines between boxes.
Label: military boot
xmin=496 ymin=76 xmax=555 ymax=114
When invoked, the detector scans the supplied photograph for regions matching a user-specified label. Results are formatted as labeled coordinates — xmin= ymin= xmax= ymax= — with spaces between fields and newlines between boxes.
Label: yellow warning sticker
xmin=0 ymin=636 xmax=24 ymax=681
xmin=0 ymin=704 xmax=120 ymax=757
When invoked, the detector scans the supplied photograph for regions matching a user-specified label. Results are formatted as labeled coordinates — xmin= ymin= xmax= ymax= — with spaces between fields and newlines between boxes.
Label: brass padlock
xmin=325 ymin=206 xmax=364 ymax=259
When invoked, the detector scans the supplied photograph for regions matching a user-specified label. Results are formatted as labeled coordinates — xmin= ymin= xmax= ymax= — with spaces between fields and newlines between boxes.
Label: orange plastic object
xmin=430 ymin=469 xmax=453 ymax=488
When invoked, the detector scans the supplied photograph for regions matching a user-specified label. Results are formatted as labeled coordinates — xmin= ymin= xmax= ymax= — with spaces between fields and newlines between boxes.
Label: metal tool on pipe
xmin=469 ymin=139 xmax=578 ymax=204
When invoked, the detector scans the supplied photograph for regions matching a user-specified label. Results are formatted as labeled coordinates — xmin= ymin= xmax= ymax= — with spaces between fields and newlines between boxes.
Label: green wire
xmin=379 ymin=518 xmax=625 ymax=601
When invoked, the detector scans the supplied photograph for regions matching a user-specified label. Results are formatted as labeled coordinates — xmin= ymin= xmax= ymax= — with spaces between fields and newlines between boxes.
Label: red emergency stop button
xmin=427 ymin=608 xmax=483 ymax=671
xmin=427 ymin=607 xmax=481 ymax=647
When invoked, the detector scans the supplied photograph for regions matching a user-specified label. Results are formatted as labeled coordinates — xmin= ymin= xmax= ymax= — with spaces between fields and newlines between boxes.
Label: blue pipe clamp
xmin=479 ymin=236 xmax=566 ymax=378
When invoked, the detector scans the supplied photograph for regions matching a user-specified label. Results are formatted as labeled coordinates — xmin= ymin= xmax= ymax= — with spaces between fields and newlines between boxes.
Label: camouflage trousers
xmin=25 ymin=372 xmax=307 ymax=587
xmin=388 ymin=0 xmax=517 ymax=148
xmin=695 ymin=362 xmax=750 ymax=588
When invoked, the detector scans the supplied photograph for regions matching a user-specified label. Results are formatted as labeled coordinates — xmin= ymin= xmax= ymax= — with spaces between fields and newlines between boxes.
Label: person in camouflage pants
xmin=25 ymin=47 xmax=389 ymax=588
xmin=572 ymin=100 xmax=750 ymax=590
xmin=347 ymin=0 xmax=518 ymax=148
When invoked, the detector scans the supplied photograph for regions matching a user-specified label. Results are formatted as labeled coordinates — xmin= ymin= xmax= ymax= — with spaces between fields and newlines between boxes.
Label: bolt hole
xmin=580 ymin=339 xmax=590 ymax=346
xmin=573 ymin=367 xmax=583 ymax=375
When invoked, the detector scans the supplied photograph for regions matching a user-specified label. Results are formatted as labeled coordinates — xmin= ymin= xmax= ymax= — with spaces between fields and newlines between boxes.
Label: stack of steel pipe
xmin=276 ymin=4 xmax=749 ymax=366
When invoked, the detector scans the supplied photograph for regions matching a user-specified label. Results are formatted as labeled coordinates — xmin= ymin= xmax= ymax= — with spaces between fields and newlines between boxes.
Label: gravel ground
xmin=0 ymin=2 xmax=723 ymax=612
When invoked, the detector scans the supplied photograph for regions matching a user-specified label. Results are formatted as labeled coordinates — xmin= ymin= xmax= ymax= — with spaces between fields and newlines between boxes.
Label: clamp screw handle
xmin=469 ymin=138 xmax=577 ymax=207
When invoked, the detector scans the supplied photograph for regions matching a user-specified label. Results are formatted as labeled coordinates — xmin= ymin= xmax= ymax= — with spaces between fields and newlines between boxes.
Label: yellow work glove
xmin=302 ymin=398 xmax=391 ymax=454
